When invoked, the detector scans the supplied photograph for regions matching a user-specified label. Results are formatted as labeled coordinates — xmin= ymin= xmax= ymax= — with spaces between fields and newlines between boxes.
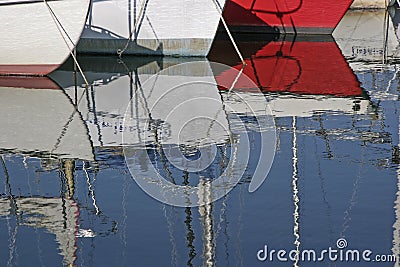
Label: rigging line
xmin=211 ymin=0 xmax=245 ymax=65
xmin=117 ymin=0 xmax=148 ymax=56
xmin=43 ymin=1 xmax=74 ymax=45
xmin=42 ymin=0 xmax=89 ymax=86
xmin=227 ymin=64 xmax=246 ymax=94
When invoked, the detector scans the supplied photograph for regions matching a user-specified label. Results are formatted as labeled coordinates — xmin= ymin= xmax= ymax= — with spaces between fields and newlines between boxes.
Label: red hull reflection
xmin=210 ymin=36 xmax=363 ymax=97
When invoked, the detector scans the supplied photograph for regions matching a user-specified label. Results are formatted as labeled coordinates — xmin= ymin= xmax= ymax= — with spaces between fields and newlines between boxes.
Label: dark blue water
xmin=2 ymin=10 xmax=400 ymax=266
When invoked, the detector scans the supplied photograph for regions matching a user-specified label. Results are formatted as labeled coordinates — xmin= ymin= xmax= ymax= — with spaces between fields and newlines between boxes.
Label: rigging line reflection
xmin=394 ymin=158 xmax=400 ymax=265
xmin=313 ymin=125 xmax=334 ymax=244
xmin=393 ymin=113 xmax=400 ymax=265
xmin=292 ymin=116 xmax=300 ymax=267
xmin=316 ymin=115 xmax=333 ymax=159
xmin=1 ymin=156 xmax=19 ymax=218
xmin=340 ymin=140 xmax=366 ymax=239
xmin=2 ymin=157 xmax=19 ymax=267
xmin=89 ymin=84 xmax=104 ymax=147
xmin=183 ymin=170 xmax=196 ymax=267
xmin=234 ymin=181 xmax=244 ymax=266
xmin=162 ymin=203 xmax=179 ymax=267
xmin=121 ymin=174 xmax=130 ymax=266
xmin=83 ymin=162 xmax=100 ymax=215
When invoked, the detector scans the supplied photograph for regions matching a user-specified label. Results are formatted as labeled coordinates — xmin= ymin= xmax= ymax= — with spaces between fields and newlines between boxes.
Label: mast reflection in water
xmin=0 ymin=27 xmax=399 ymax=266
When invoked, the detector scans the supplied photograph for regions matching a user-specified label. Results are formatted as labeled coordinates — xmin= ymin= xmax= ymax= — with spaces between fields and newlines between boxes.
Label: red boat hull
xmin=222 ymin=0 xmax=354 ymax=34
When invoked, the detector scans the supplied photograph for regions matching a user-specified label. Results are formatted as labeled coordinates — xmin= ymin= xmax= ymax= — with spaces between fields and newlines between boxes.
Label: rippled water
xmin=1 ymin=9 xmax=400 ymax=267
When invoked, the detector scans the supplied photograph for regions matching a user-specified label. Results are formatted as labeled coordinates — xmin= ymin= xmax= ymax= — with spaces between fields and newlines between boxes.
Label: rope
xmin=211 ymin=0 xmax=246 ymax=65
xmin=117 ymin=0 xmax=148 ymax=57
xmin=43 ymin=0 xmax=89 ymax=86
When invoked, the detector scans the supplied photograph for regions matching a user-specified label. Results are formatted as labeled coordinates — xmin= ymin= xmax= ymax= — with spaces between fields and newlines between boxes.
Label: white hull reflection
xmin=0 ymin=77 xmax=94 ymax=161
xmin=333 ymin=9 xmax=399 ymax=63
xmin=222 ymin=91 xmax=371 ymax=118
xmin=52 ymin=56 xmax=372 ymax=148
xmin=54 ymin=58 xmax=230 ymax=148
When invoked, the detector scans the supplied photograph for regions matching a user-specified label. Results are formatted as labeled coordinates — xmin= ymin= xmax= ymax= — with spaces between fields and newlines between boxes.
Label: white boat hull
xmin=77 ymin=0 xmax=226 ymax=56
xmin=0 ymin=0 xmax=90 ymax=76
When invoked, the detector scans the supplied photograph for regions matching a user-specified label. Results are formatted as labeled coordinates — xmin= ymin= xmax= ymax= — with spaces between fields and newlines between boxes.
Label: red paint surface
xmin=223 ymin=0 xmax=354 ymax=32
xmin=215 ymin=40 xmax=362 ymax=97
xmin=0 ymin=76 xmax=60 ymax=90
xmin=0 ymin=64 xmax=60 ymax=76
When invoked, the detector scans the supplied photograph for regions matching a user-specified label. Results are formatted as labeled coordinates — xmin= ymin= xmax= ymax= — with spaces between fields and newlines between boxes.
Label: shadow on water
xmin=2 ymin=10 xmax=400 ymax=264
